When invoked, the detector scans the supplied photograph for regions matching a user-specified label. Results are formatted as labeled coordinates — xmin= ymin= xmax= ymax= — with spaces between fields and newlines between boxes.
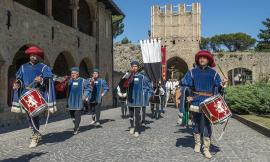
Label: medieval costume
xmin=67 ymin=67 xmax=91 ymax=134
xmin=88 ymin=68 xmax=109 ymax=126
xmin=150 ymin=83 xmax=165 ymax=119
xmin=11 ymin=46 xmax=56 ymax=148
xmin=127 ymin=61 xmax=152 ymax=137
xmin=160 ymin=83 xmax=166 ymax=114
xmin=181 ymin=50 xmax=225 ymax=159
xmin=117 ymin=71 xmax=129 ymax=119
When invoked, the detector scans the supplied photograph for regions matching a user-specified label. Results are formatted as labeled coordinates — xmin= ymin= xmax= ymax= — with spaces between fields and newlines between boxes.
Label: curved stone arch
xmin=52 ymin=51 xmax=76 ymax=76
xmin=227 ymin=67 xmax=253 ymax=85
xmin=166 ymin=56 xmax=189 ymax=80
xmin=79 ymin=57 xmax=94 ymax=78
xmin=7 ymin=43 xmax=50 ymax=66
xmin=227 ymin=66 xmax=252 ymax=73
xmin=84 ymin=0 xmax=97 ymax=20
xmin=78 ymin=0 xmax=96 ymax=36
xmin=167 ymin=52 xmax=194 ymax=69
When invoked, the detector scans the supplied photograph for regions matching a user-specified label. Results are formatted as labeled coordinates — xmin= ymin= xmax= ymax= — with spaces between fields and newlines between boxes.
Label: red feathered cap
xmin=195 ymin=50 xmax=216 ymax=67
xmin=25 ymin=46 xmax=44 ymax=59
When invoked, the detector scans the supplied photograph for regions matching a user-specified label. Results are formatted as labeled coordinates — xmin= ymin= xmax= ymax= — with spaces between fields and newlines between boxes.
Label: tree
xmin=202 ymin=33 xmax=256 ymax=52
xmin=112 ymin=15 xmax=125 ymax=39
xmin=121 ymin=37 xmax=131 ymax=44
xmin=209 ymin=35 xmax=222 ymax=52
xmin=200 ymin=37 xmax=210 ymax=50
xmin=256 ymin=18 xmax=270 ymax=52
xmin=232 ymin=33 xmax=256 ymax=51
xmin=219 ymin=34 xmax=235 ymax=52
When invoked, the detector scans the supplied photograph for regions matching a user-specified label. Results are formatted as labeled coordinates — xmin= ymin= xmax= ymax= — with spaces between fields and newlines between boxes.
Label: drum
xmin=19 ymin=89 xmax=47 ymax=117
xmin=200 ymin=94 xmax=232 ymax=124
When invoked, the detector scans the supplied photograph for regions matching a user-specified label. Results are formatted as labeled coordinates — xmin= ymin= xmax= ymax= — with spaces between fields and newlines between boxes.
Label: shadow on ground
xmin=1 ymin=152 xmax=47 ymax=162
xmin=40 ymin=119 xmax=115 ymax=145
xmin=176 ymin=135 xmax=221 ymax=154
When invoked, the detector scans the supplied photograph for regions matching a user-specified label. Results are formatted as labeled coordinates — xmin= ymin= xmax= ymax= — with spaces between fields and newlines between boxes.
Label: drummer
xmin=67 ymin=67 xmax=91 ymax=135
xmin=12 ymin=46 xmax=56 ymax=148
xmin=181 ymin=50 xmax=227 ymax=159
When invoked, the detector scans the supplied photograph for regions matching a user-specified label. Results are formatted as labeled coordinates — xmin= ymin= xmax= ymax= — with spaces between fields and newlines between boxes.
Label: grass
xmin=240 ymin=114 xmax=270 ymax=129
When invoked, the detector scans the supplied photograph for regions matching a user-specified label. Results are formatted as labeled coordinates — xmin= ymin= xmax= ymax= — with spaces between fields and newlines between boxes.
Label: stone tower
xmin=151 ymin=3 xmax=201 ymax=79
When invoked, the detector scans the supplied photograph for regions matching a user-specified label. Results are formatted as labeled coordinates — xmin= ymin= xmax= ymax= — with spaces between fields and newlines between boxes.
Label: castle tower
xmin=151 ymin=3 xmax=201 ymax=79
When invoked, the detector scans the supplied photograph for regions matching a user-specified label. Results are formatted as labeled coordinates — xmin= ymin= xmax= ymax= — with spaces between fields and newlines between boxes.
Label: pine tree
xmin=256 ymin=18 xmax=270 ymax=52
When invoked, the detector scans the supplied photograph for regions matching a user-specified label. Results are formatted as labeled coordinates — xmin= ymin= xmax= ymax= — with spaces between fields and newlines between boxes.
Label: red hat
xmin=25 ymin=46 xmax=44 ymax=59
xmin=195 ymin=50 xmax=216 ymax=67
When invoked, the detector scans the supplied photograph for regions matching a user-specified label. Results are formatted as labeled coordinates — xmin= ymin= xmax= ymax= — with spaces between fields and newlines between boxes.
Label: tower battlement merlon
xmin=152 ymin=3 xmax=200 ymax=15
xmin=192 ymin=3 xmax=201 ymax=14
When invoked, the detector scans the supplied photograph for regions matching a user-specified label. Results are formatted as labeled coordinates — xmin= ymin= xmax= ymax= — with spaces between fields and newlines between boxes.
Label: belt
xmin=193 ymin=91 xmax=213 ymax=97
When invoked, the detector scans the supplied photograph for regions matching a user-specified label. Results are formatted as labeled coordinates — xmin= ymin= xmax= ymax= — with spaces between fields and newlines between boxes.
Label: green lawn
xmin=240 ymin=115 xmax=270 ymax=129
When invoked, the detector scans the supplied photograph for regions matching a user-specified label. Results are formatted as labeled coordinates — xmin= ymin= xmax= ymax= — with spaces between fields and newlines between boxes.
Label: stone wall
xmin=215 ymin=52 xmax=270 ymax=82
xmin=0 ymin=0 xmax=120 ymax=130
xmin=113 ymin=44 xmax=270 ymax=82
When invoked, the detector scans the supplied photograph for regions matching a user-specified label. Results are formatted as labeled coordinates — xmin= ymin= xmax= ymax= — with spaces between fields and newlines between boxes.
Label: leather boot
xmin=29 ymin=133 xmax=41 ymax=148
xmin=194 ymin=133 xmax=201 ymax=153
xmin=203 ymin=137 xmax=212 ymax=159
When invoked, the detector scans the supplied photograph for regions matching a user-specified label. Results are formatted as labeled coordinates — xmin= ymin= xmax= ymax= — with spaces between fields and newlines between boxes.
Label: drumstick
xmin=217 ymin=64 xmax=227 ymax=79
xmin=27 ymin=75 xmax=42 ymax=89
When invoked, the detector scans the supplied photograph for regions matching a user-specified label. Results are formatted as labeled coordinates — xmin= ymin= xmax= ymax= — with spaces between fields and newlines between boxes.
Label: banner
xmin=161 ymin=46 xmax=166 ymax=81
xmin=140 ymin=39 xmax=162 ymax=83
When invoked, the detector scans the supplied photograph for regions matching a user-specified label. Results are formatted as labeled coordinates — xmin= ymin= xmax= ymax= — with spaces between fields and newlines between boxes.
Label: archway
xmin=53 ymin=52 xmax=75 ymax=77
xmin=228 ymin=68 xmax=252 ymax=85
xmin=52 ymin=0 xmax=72 ymax=27
xmin=53 ymin=52 xmax=75 ymax=99
xmin=166 ymin=57 xmax=188 ymax=80
xmin=7 ymin=44 xmax=49 ymax=106
xmin=78 ymin=0 xmax=94 ymax=36
xmin=79 ymin=58 xmax=93 ymax=78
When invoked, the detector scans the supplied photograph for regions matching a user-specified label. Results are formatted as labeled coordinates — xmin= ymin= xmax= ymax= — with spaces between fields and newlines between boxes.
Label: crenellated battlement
xmin=152 ymin=3 xmax=200 ymax=16
xmin=151 ymin=2 xmax=201 ymax=42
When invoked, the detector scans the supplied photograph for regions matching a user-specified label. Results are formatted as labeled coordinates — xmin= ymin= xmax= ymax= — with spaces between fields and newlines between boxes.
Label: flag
xmin=140 ymin=39 xmax=162 ymax=83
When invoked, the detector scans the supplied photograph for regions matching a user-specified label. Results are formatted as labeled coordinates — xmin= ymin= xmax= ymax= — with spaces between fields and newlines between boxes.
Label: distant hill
xmin=113 ymin=43 xmax=142 ymax=72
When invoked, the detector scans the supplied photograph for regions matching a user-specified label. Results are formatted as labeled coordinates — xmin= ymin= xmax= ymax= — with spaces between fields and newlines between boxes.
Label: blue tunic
xmin=67 ymin=77 xmax=91 ymax=110
xmin=181 ymin=67 xmax=222 ymax=106
xmin=127 ymin=73 xmax=152 ymax=107
xmin=12 ymin=62 xmax=56 ymax=110
xmin=88 ymin=78 xmax=109 ymax=103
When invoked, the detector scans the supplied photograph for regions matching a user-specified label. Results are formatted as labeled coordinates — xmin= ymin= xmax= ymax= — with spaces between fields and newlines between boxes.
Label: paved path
xmin=0 ymin=107 xmax=269 ymax=162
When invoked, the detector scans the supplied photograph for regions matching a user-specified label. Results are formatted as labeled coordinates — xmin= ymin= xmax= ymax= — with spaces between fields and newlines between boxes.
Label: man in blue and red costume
xmin=67 ymin=67 xmax=91 ymax=135
xmin=181 ymin=50 xmax=227 ymax=159
xmin=88 ymin=68 xmax=109 ymax=126
xmin=12 ymin=46 xmax=56 ymax=148
xmin=127 ymin=61 xmax=152 ymax=137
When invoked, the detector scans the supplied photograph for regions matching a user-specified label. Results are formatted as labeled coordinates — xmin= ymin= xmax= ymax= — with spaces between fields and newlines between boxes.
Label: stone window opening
xmin=14 ymin=0 xmax=46 ymax=15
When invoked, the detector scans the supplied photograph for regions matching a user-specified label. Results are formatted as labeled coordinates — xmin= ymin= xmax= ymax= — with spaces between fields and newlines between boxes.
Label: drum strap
xmin=29 ymin=109 xmax=50 ymax=135
xmin=212 ymin=117 xmax=230 ymax=142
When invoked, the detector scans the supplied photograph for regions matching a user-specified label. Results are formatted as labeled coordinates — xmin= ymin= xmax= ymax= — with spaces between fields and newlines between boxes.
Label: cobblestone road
xmin=0 ymin=107 xmax=269 ymax=162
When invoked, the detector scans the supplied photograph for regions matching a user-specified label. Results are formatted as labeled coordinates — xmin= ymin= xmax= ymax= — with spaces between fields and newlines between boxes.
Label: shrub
xmin=225 ymin=83 xmax=270 ymax=115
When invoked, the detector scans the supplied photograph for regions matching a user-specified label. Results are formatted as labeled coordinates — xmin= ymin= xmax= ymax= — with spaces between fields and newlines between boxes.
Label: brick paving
xmin=0 ymin=107 xmax=269 ymax=162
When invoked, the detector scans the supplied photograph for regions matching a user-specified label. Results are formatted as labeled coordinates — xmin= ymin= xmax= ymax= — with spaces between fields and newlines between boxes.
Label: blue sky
xmin=114 ymin=0 xmax=270 ymax=43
